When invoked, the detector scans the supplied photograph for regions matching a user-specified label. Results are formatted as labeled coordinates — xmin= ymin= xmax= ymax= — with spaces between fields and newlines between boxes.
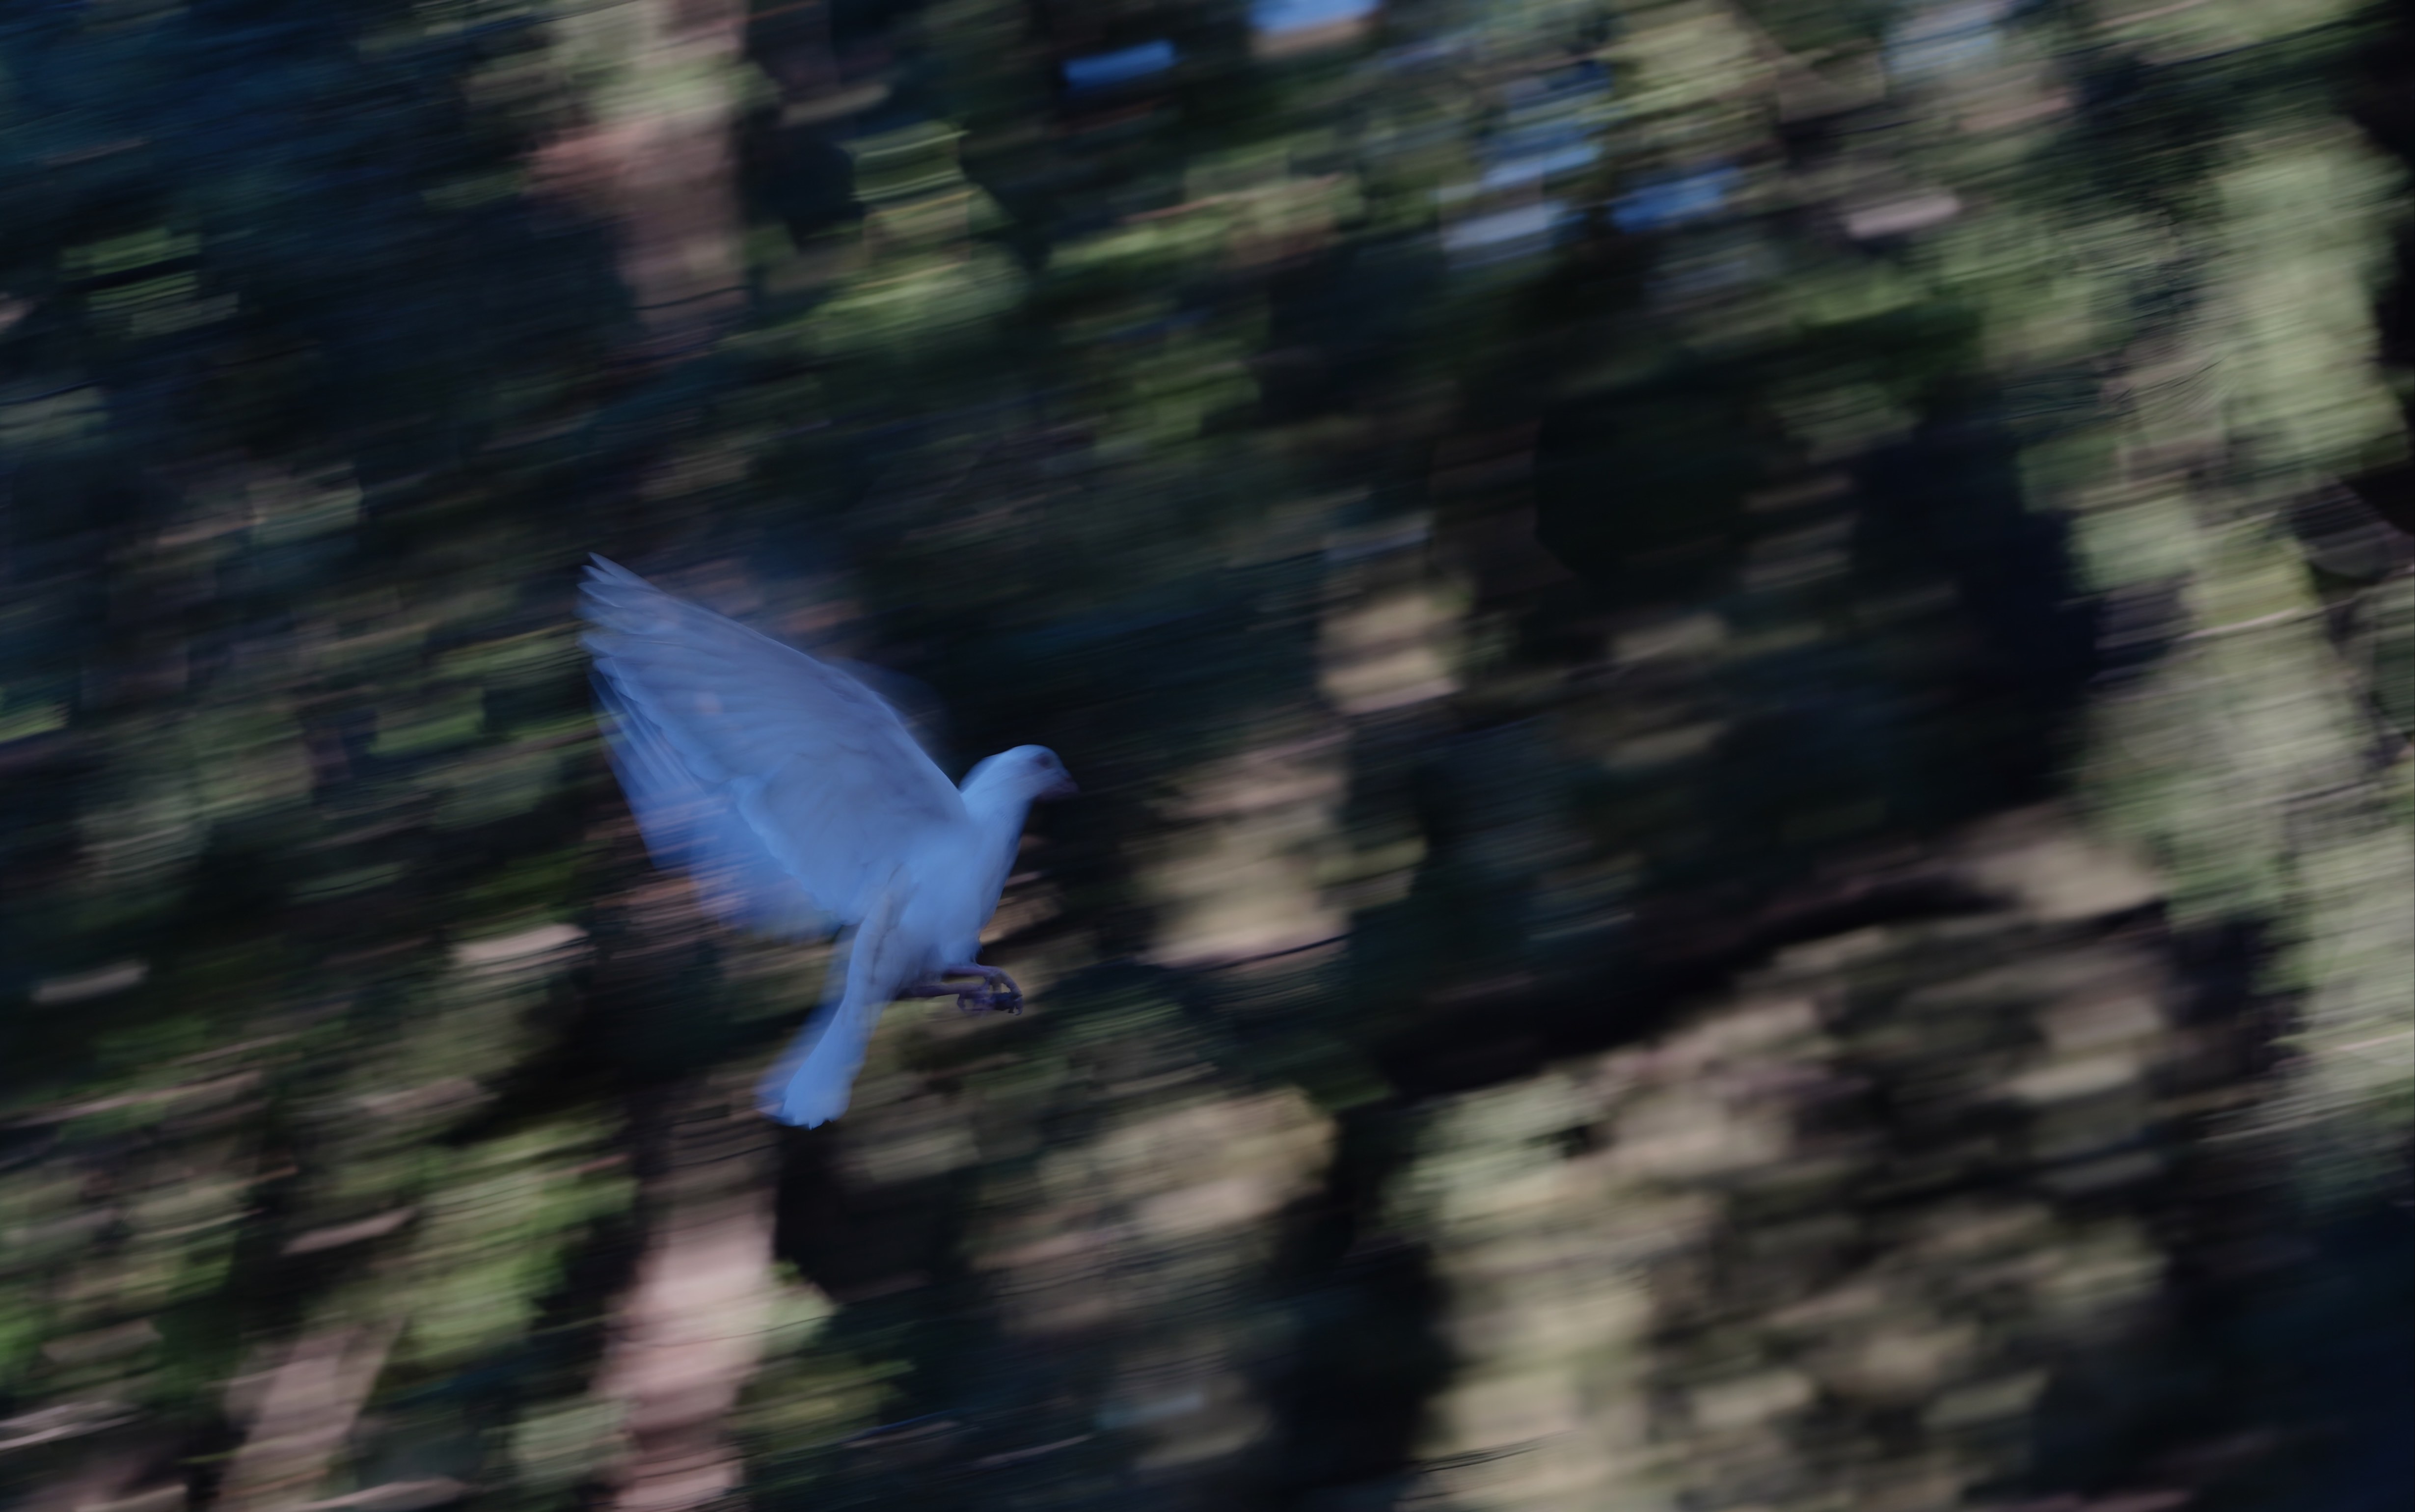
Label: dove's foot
xmin=946 ymin=964 xmax=1024 ymax=1015
xmin=903 ymin=966 xmax=1024 ymax=1015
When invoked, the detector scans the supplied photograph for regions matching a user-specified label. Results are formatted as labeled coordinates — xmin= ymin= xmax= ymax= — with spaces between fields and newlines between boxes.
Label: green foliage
xmin=0 ymin=0 xmax=2408 ymax=1505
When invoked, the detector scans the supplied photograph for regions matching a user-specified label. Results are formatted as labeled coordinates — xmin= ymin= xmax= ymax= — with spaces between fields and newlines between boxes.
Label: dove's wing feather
xmin=593 ymin=675 xmax=829 ymax=937
xmin=580 ymin=555 xmax=969 ymax=926
xmin=760 ymin=880 xmax=920 ymax=1127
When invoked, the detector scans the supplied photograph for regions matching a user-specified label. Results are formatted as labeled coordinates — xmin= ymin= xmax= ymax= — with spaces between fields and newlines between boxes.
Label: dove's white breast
xmin=896 ymin=791 xmax=1029 ymax=969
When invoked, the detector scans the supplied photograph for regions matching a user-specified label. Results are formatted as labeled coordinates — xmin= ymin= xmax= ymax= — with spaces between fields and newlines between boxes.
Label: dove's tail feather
xmin=759 ymin=883 xmax=910 ymax=1128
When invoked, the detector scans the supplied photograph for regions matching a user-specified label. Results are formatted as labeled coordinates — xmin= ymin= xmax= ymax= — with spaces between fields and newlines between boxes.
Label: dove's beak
xmin=1043 ymin=776 xmax=1080 ymax=799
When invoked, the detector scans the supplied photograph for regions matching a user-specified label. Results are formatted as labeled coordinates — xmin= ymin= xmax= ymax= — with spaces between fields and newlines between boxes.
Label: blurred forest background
xmin=2 ymin=0 xmax=2411 ymax=1510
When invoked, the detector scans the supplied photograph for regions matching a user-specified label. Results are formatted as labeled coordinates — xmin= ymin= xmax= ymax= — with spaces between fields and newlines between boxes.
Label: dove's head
xmin=965 ymin=745 xmax=1079 ymax=803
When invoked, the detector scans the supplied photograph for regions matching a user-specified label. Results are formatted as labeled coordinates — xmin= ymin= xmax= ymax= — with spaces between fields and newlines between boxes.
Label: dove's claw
xmin=929 ymin=964 xmax=1024 ymax=1015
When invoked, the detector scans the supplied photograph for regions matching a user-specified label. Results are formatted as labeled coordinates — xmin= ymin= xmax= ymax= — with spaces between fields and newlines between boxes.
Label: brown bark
xmin=531 ymin=0 xmax=753 ymax=354
xmin=219 ymin=1323 xmax=403 ymax=1512
xmin=595 ymin=1079 xmax=780 ymax=1512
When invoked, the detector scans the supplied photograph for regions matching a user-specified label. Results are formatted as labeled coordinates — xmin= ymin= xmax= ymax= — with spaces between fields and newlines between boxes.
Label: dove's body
xmin=885 ymin=769 xmax=1035 ymax=975
xmin=578 ymin=556 xmax=1072 ymax=1127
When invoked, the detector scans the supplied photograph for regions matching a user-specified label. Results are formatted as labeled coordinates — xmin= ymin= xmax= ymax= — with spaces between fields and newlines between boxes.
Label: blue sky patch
xmin=1251 ymin=0 xmax=1379 ymax=36
xmin=1064 ymin=40 xmax=1176 ymax=92
xmin=1610 ymin=165 xmax=1740 ymax=233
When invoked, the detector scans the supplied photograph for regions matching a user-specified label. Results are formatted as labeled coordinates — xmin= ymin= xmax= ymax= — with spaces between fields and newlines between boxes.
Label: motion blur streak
xmin=2 ymin=1 xmax=2409 ymax=1511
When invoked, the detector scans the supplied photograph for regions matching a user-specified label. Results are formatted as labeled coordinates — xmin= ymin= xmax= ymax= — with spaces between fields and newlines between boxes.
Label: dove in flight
xmin=579 ymin=556 xmax=1076 ymax=1127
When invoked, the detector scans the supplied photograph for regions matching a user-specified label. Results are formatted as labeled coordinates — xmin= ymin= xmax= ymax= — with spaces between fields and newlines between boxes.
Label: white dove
xmin=579 ymin=556 xmax=1076 ymax=1127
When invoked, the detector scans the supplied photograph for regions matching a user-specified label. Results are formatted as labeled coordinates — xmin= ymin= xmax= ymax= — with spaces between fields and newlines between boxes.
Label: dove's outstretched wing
xmin=580 ymin=555 xmax=968 ymax=930
xmin=589 ymin=672 xmax=828 ymax=936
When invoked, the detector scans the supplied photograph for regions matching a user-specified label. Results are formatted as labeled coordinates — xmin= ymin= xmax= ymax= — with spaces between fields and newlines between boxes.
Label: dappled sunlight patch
xmin=1144 ymin=727 xmax=1349 ymax=966
xmin=1384 ymin=852 xmax=2236 ymax=1510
